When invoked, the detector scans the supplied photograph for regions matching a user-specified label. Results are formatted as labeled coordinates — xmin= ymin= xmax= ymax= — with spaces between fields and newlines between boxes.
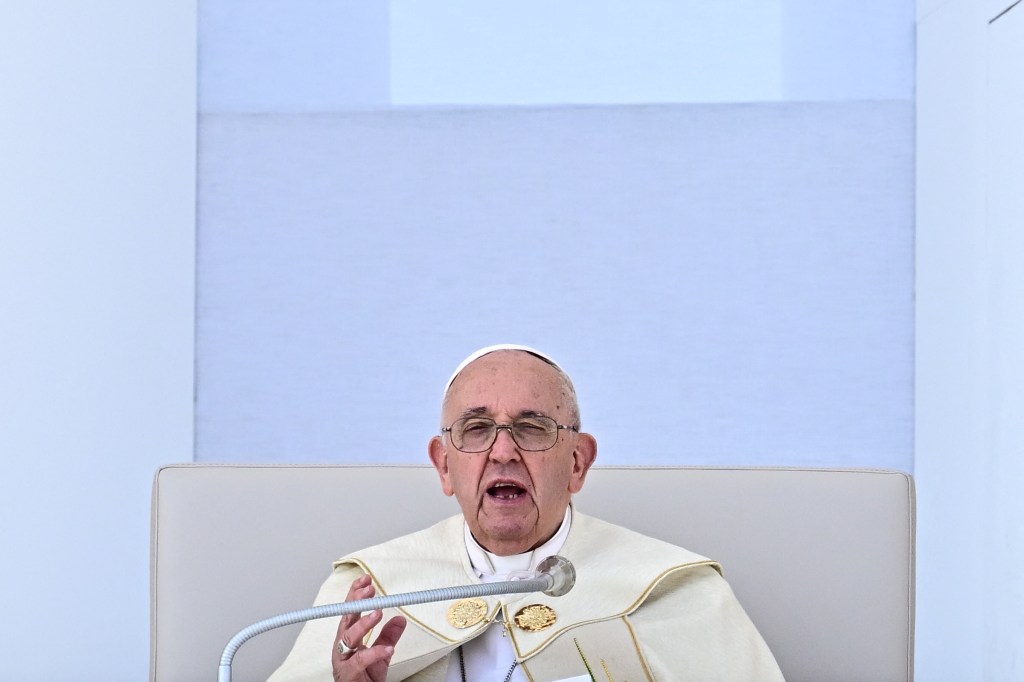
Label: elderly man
xmin=269 ymin=345 xmax=784 ymax=681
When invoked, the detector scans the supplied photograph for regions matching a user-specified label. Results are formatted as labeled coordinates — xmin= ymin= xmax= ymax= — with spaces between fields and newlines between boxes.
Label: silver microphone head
xmin=537 ymin=555 xmax=575 ymax=597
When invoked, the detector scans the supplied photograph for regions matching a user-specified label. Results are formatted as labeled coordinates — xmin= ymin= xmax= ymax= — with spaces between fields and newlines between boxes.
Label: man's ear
xmin=568 ymin=432 xmax=598 ymax=494
xmin=429 ymin=435 xmax=455 ymax=497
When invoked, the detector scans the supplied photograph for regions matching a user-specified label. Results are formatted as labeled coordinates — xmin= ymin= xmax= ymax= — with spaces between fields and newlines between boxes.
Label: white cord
xmin=217 ymin=574 xmax=554 ymax=682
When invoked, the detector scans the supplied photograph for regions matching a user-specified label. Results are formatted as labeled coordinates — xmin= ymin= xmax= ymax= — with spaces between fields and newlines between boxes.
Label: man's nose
xmin=489 ymin=426 xmax=522 ymax=462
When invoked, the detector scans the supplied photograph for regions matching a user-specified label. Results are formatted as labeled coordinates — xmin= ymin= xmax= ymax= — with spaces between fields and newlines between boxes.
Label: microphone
xmin=217 ymin=555 xmax=576 ymax=682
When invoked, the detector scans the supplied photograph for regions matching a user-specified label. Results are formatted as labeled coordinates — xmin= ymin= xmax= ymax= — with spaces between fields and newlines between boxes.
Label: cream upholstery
xmin=150 ymin=465 xmax=915 ymax=681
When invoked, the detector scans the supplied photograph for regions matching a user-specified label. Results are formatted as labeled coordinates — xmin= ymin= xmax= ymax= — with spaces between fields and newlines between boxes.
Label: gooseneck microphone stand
xmin=218 ymin=556 xmax=575 ymax=682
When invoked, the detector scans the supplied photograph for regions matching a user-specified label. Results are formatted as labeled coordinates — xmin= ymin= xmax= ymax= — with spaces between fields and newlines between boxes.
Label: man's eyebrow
xmin=455 ymin=407 xmax=551 ymax=420
xmin=457 ymin=406 xmax=489 ymax=419
xmin=518 ymin=409 xmax=549 ymax=419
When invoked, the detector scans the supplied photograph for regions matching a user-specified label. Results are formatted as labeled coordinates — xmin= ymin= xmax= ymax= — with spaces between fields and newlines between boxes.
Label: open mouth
xmin=487 ymin=482 xmax=527 ymax=500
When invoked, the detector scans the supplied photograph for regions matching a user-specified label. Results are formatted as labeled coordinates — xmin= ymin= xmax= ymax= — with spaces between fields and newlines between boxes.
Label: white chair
xmin=150 ymin=464 xmax=915 ymax=681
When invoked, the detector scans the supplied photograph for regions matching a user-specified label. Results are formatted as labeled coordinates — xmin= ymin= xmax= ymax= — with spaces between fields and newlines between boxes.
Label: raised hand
xmin=331 ymin=574 xmax=408 ymax=682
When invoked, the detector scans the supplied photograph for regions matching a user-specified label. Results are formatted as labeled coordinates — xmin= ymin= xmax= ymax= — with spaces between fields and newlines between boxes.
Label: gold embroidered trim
xmin=509 ymin=560 xmax=718 ymax=658
xmin=514 ymin=604 xmax=558 ymax=632
xmin=448 ymin=597 xmax=488 ymax=628
xmin=340 ymin=559 xmax=488 ymax=644
xmin=622 ymin=615 xmax=655 ymax=682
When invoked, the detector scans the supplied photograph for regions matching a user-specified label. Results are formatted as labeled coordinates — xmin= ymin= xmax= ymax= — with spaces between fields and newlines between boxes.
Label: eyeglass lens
xmin=452 ymin=416 xmax=559 ymax=452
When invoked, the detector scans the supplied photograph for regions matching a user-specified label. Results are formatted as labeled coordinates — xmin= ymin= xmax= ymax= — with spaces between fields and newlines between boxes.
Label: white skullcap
xmin=444 ymin=344 xmax=565 ymax=395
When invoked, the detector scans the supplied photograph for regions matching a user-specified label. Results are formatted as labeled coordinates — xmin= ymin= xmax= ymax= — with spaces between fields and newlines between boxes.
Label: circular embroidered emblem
xmin=447 ymin=598 xmax=488 ymax=629
xmin=513 ymin=604 xmax=558 ymax=632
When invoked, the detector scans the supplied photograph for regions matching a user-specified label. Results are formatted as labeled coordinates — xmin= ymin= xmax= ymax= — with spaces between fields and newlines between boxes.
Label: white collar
xmin=464 ymin=507 xmax=573 ymax=581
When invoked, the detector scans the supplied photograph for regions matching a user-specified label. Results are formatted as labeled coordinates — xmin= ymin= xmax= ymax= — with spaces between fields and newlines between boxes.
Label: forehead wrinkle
xmin=456 ymin=407 xmax=553 ymax=421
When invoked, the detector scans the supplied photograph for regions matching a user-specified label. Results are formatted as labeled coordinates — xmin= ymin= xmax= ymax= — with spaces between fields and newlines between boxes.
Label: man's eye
xmin=462 ymin=420 xmax=491 ymax=433
xmin=516 ymin=419 xmax=550 ymax=432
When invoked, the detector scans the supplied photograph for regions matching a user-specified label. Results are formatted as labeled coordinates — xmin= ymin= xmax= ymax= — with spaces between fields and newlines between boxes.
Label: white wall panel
xmin=917 ymin=0 xmax=951 ymax=21
xmin=0 ymin=2 xmax=196 ymax=679
xmin=200 ymin=0 xmax=390 ymax=112
xmin=196 ymin=102 xmax=913 ymax=470
xmin=196 ymin=1 xmax=914 ymax=108
xmin=983 ymin=6 xmax=1024 ymax=676
xmin=390 ymin=1 xmax=784 ymax=104
xmin=916 ymin=0 xmax=1024 ymax=678
xmin=915 ymin=4 xmax=988 ymax=677
xmin=782 ymin=0 xmax=915 ymax=100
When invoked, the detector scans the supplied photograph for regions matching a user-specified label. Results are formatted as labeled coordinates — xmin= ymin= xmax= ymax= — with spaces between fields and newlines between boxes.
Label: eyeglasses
xmin=442 ymin=416 xmax=579 ymax=453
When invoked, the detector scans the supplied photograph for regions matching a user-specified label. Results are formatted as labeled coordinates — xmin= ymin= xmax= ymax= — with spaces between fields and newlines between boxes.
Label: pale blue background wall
xmin=195 ymin=0 xmax=916 ymax=470
xmin=1 ymin=2 xmax=196 ymax=680
xmin=5 ymin=1 xmax=1023 ymax=680
xmin=916 ymin=1 xmax=1024 ymax=680
xmin=195 ymin=103 xmax=913 ymax=467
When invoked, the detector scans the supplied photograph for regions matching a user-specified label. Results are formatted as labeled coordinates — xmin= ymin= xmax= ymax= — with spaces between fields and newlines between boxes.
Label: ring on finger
xmin=337 ymin=636 xmax=357 ymax=657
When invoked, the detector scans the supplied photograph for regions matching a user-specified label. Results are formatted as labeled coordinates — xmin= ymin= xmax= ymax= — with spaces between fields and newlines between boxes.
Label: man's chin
xmin=476 ymin=521 xmax=538 ymax=554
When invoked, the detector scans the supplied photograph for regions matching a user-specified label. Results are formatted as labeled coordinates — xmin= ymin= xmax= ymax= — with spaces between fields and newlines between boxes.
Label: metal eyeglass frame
xmin=441 ymin=416 xmax=579 ymax=452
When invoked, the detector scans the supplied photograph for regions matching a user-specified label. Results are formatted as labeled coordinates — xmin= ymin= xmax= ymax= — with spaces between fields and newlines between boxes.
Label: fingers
xmin=338 ymin=575 xmax=375 ymax=643
xmin=351 ymin=616 xmax=407 ymax=682
xmin=375 ymin=615 xmax=407 ymax=648
xmin=331 ymin=576 xmax=409 ymax=682
xmin=336 ymin=645 xmax=395 ymax=682
xmin=345 ymin=609 xmax=385 ymax=652
xmin=332 ymin=616 xmax=406 ymax=682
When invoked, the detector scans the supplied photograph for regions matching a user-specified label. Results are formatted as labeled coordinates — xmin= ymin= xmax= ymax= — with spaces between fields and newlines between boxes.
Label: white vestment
xmin=268 ymin=511 xmax=784 ymax=681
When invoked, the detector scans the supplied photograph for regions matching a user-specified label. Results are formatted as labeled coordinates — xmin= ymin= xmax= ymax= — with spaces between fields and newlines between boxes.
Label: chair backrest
xmin=150 ymin=465 xmax=915 ymax=682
